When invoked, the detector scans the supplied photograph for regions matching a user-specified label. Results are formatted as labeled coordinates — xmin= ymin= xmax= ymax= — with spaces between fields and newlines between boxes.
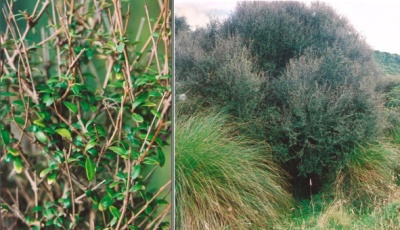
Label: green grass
xmin=175 ymin=107 xmax=294 ymax=229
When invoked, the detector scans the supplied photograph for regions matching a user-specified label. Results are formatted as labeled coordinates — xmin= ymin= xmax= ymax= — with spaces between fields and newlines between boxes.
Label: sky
xmin=175 ymin=0 xmax=400 ymax=54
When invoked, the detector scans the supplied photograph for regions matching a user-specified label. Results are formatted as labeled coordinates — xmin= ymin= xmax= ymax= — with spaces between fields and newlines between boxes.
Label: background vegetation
xmin=176 ymin=1 xmax=400 ymax=229
xmin=0 ymin=0 xmax=171 ymax=229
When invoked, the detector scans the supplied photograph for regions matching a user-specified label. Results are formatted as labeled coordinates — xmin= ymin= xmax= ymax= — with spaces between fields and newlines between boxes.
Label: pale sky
xmin=175 ymin=0 xmax=400 ymax=54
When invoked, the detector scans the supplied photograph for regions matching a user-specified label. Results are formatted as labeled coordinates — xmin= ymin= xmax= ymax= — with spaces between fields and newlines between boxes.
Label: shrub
xmin=176 ymin=26 xmax=263 ymax=118
xmin=0 ymin=0 xmax=171 ymax=229
xmin=222 ymin=1 xmax=375 ymax=78
xmin=218 ymin=1 xmax=383 ymax=186
xmin=264 ymin=48 xmax=383 ymax=178
xmin=175 ymin=107 xmax=293 ymax=229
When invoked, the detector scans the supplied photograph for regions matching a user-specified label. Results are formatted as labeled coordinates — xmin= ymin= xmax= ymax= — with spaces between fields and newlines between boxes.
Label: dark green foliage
xmin=265 ymin=48 xmax=382 ymax=177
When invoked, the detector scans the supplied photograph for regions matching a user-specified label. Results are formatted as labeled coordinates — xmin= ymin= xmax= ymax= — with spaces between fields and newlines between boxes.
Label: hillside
xmin=375 ymin=50 xmax=400 ymax=75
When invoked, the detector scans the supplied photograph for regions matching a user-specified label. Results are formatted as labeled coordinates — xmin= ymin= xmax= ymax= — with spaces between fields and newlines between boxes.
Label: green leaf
xmin=44 ymin=95 xmax=54 ymax=107
xmin=47 ymin=172 xmax=57 ymax=185
xmin=143 ymin=156 xmax=159 ymax=165
xmin=14 ymin=117 xmax=25 ymax=125
xmin=1 ymin=130 xmax=10 ymax=145
xmin=152 ymin=32 xmax=160 ymax=38
xmin=109 ymin=205 xmax=121 ymax=218
xmin=4 ymin=153 xmax=14 ymax=163
xmin=116 ymin=43 xmax=125 ymax=53
xmin=127 ymin=133 xmax=135 ymax=143
xmin=132 ymin=113 xmax=144 ymax=123
xmin=157 ymin=148 xmax=165 ymax=167
xmin=32 ymin=206 xmax=44 ymax=212
xmin=87 ymin=148 xmax=98 ymax=157
xmin=12 ymin=100 xmax=24 ymax=107
xmin=0 ymin=91 xmax=16 ymax=97
xmin=109 ymin=217 xmax=117 ymax=227
xmin=71 ymin=85 xmax=80 ymax=95
xmin=131 ymin=164 xmax=141 ymax=180
xmin=113 ymin=63 xmax=122 ymax=73
xmin=55 ymin=128 xmax=72 ymax=140
xmin=7 ymin=147 xmax=19 ymax=156
xmin=81 ymin=100 xmax=89 ymax=112
xmin=109 ymin=181 xmax=120 ymax=188
xmin=132 ymin=97 xmax=145 ymax=109
xmin=129 ymin=182 xmax=145 ymax=193
xmin=63 ymin=102 xmax=78 ymax=114
xmin=40 ymin=168 xmax=52 ymax=178
xmin=33 ymin=119 xmax=46 ymax=128
xmin=35 ymin=131 xmax=48 ymax=144
xmin=100 ymin=196 xmax=113 ymax=210
xmin=150 ymin=109 xmax=161 ymax=119
xmin=13 ymin=157 xmax=23 ymax=174
xmin=85 ymin=156 xmax=95 ymax=182
xmin=142 ymin=102 xmax=157 ymax=107
xmin=108 ymin=146 xmax=126 ymax=156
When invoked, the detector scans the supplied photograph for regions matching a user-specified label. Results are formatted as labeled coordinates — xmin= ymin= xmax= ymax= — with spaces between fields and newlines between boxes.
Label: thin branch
xmin=121 ymin=180 xmax=171 ymax=230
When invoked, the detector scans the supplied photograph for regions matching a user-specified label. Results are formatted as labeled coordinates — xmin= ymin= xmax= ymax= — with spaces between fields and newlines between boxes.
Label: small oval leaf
xmin=55 ymin=128 xmax=72 ymax=140
xmin=108 ymin=146 xmax=126 ymax=156
xmin=7 ymin=147 xmax=19 ymax=156
xmin=33 ymin=119 xmax=46 ymax=128
xmin=47 ymin=172 xmax=57 ymax=185
xmin=1 ymin=130 xmax=10 ymax=145
xmin=109 ymin=205 xmax=121 ymax=218
xmin=13 ymin=157 xmax=23 ymax=174
xmin=131 ymin=164 xmax=141 ymax=180
xmin=35 ymin=131 xmax=48 ymax=144
xmin=85 ymin=156 xmax=95 ymax=182
xmin=116 ymin=43 xmax=125 ymax=53
xmin=40 ymin=168 xmax=52 ymax=178
xmin=132 ymin=113 xmax=144 ymax=123
xmin=63 ymin=102 xmax=78 ymax=114
xmin=84 ymin=141 xmax=97 ymax=153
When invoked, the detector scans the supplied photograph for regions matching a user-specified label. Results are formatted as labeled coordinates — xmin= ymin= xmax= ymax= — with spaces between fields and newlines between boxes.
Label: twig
xmin=145 ymin=203 xmax=171 ymax=229
xmin=115 ymin=154 xmax=133 ymax=230
xmin=74 ymin=179 xmax=106 ymax=203
xmin=120 ymin=180 xmax=171 ymax=230
xmin=64 ymin=146 xmax=76 ymax=227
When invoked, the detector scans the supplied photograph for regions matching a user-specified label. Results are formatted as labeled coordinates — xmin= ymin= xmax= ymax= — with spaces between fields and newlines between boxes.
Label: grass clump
xmin=175 ymin=107 xmax=293 ymax=229
xmin=331 ymin=142 xmax=400 ymax=210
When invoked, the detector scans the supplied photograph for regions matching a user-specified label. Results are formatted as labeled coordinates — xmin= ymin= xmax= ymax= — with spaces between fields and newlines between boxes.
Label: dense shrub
xmin=265 ymin=48 xmax=383 ymax=177
xmin=0 ymin=0 xmax=171 ymax=229
xmin=176 ymin=28 xmax=263 ymax=118
xmin=176 ymin=1 xmax=384 ymax=193
xmin=222 ymin=1 xmax=375 ymax=78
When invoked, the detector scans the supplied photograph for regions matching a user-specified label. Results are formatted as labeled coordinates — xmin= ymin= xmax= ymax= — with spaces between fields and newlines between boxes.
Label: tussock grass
xmin=175 ymin=107 xmax=293 ymax=229
xmin=331 ymin=142 xmax=400 ymax=210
